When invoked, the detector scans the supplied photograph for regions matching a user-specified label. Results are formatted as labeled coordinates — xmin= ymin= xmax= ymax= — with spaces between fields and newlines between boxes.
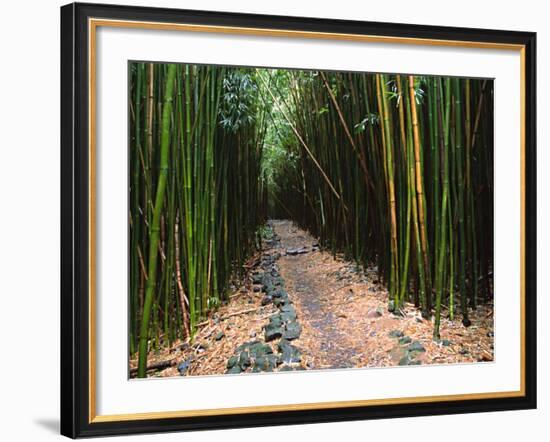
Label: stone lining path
xmin=135 ymin=219 xmax=494 ymax=378
xmin=224 ymin=223 xmax=305 ymax=374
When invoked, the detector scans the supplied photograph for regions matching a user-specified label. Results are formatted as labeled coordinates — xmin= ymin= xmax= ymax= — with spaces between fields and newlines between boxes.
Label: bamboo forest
xmin=129 ymin=62 xmax=494 ymax=378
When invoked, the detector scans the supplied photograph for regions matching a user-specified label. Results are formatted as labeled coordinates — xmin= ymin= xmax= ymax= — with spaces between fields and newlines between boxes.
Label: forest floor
xmin=130 ymin=220 xmax=494 ymax=378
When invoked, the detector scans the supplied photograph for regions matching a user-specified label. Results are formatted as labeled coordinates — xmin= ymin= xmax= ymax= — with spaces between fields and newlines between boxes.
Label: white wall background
xmin=0 ymin=0 xmax=545 ymax=440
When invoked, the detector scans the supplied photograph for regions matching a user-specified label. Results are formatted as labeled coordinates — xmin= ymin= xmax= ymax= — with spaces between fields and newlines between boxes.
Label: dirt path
xmin=274 ymin=221 xmax=357 ymax=368
xmin=132 ymin=219 xmax=493 ymax=378
xmin=273 ymin=220 xmax=494 ymax=370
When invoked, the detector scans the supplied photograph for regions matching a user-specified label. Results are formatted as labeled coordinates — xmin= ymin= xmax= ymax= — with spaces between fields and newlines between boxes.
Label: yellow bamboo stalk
xmin=408 ymin=75 xmax=431 ymax=299
xmin=378 ymin=74 xmax=400 ymax=300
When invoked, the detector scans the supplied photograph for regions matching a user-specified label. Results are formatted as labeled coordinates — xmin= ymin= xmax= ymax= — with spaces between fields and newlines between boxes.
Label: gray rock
xmin=226 ymin=366 xmax=242 ymax=374
xmin=264 ymin=324 xmax=283 ymax=342
xmin=248 ymin=342 xmax=273 ymax=358
xmin=261 ymin=295 xmax=272 ymax=306
xmin=268 ymin=314 xmax=284 ymax=328
xmin=278 ymin=340 xmax=302 ymax=363
xmin=279 ymin=365 xmax=294 ymax=372
xmin=252 ymin=273 xmax=263 ymax=284
xmin=255 ymin=354 xmax=280 ymax=371
xmin=254 ymin=356 xmax=270 ymax=371
xmin=236 ymin=340 xmax=260 ymax=352
xmin=281 ymin=310 xmax=297 ymax=322
xmin=238 ymin=351 xmax=251 ymax=369
xmin=273 ymin=296 xmax=290 ymax=308
xmin=286 ymin=247 xmax=309 ymax=255
xmin=282 ymin=322 xmax=302 ymax=341
xmin=399 ymin=336 xmax=412 ymax=345
xmin=398 ymin=356 xmax=410 ymax=366
xmin=408 ymin=341 xmax=426 ymax=353
xmin=177 ymin=357 xmax=193 ymax=375
xmin=389 ymin=330 xmax=404 ymax=338
xmin=280 ymin=304 xmax=296 ymax=313
xmin=226 ymin=355 xmax=238 ymax=369
xmin=271 ymin=288 xmax=286 ymax=298
xmin=261 ymin=260 xmax=275 ymax=270
xmin=280 ymin=305 xmax=297 ymax=322
xmin=268 ymin=354 xmax=281 ymax=366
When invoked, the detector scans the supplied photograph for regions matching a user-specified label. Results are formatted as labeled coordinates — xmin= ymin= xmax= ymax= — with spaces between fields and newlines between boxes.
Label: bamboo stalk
xmin=137 ymin=64 xmax=177 ymax=378
xmin=408 ymin=75 xmax=432 ymax=310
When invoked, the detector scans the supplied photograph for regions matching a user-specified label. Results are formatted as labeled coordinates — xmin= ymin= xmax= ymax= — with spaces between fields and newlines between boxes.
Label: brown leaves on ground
xmin=274 ymin=220 xmax=493 ymax=370
xmin=130 ymin=220 xmax=494 ymax=378
xmin=129 ymin=260 xmax=279 ymax=378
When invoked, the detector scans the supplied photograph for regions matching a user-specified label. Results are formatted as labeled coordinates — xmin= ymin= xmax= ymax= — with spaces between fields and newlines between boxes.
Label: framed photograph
xmin=60 ymin=2 xmax=537 ymax=438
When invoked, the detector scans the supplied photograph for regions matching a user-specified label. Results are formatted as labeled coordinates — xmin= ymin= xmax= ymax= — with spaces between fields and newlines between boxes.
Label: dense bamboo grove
xmin=129 ymin=63 xmax=267 ymax=377
xmin=269 ymin=71 xmax=493 ymax=340
xmin=129 ymin=63 xmax=494 ymax=376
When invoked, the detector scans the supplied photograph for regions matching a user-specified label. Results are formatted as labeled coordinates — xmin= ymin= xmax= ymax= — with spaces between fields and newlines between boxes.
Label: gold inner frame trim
xmin=88 ymin=17 xmax=527 ymax=424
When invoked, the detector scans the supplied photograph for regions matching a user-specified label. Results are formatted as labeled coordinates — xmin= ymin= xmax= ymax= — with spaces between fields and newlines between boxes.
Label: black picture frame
xmin=61 ymin=2 xmax=537 ymax=438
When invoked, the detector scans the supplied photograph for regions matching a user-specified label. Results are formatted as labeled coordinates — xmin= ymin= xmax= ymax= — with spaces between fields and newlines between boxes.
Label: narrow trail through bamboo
xmin=272 ymin=220 xmax=494 ymax=370
xmin=129 ymin=63 xmax=495 ymax=377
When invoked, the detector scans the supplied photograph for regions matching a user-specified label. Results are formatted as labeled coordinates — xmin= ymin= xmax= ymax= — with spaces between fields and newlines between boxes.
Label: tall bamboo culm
xmin=130 ymin=63 xmax=267 ymax=377
xmin=268 ymin=70 xmax=493 ymax=339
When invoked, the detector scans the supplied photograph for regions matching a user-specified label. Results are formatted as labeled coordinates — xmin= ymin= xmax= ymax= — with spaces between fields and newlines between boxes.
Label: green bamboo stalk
xmin=404 ymin=78 xmax=427 ymax=313
xmin=379 ymin=74 xmax=400 ymax=306
xmin=137 ymin=64 xmax=177 ymax=378
xmin=396 ymin=76 xmax=412 ymax=304
xmin=434 ymin=78 xmax=452 ymax=340
xmin=453 ymin=77 xmax=470 ymax=326
xmin=408 ymin=75 xmax=432 ymax=311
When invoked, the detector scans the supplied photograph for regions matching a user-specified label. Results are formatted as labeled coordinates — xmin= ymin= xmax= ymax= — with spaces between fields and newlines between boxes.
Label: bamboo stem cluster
xmin=130 ymin=63 xmax=267 ymax=377
xmin=269 ymin=71 xmax=493 ymax=339
xmin=130 ymin=64 xmax=494 ymax=375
